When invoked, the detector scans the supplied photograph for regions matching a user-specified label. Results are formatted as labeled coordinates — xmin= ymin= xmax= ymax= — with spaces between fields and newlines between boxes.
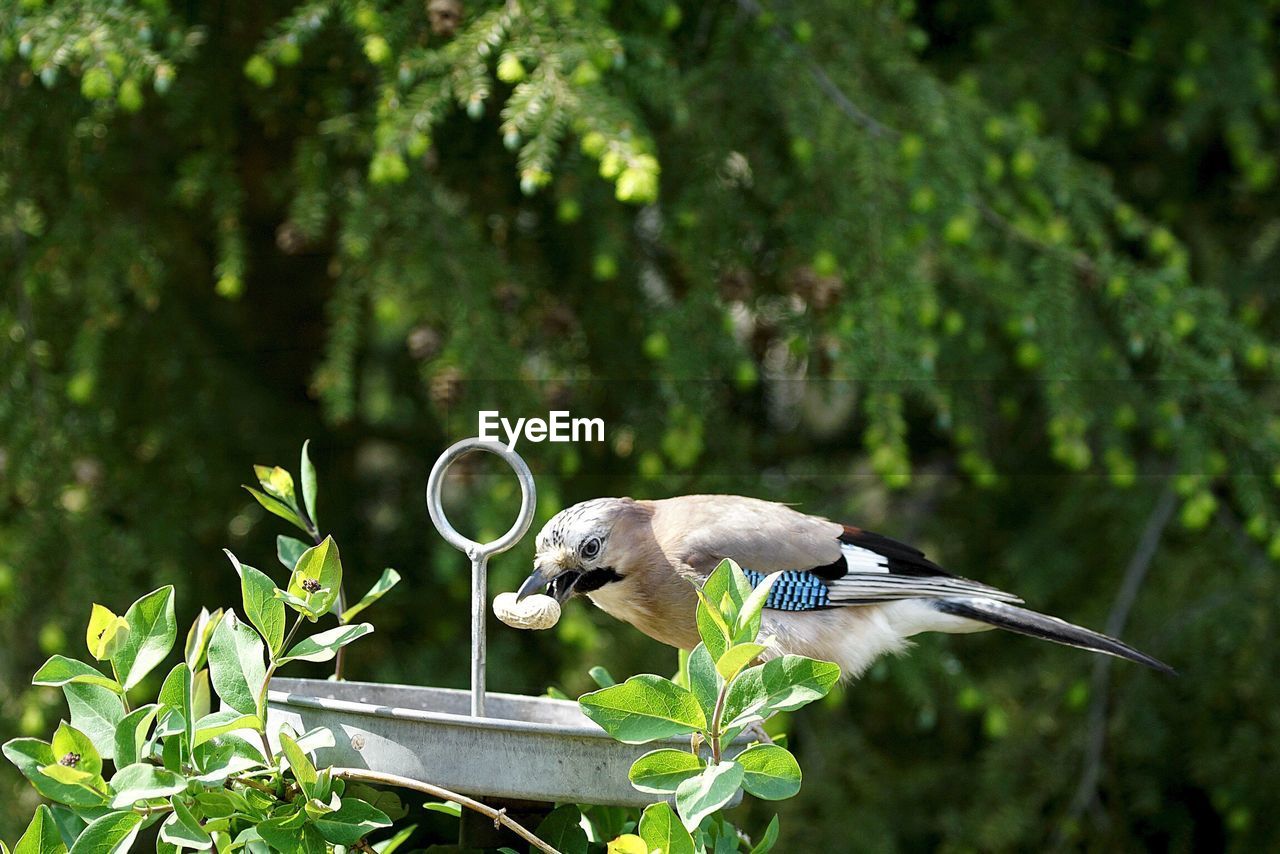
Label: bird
xmin=516 ymin=495 xmax=1174 ymax=679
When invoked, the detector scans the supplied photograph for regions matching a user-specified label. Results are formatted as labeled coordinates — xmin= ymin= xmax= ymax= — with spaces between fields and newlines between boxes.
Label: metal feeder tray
xmin=265 ymin=438 xmax=743 ymax=808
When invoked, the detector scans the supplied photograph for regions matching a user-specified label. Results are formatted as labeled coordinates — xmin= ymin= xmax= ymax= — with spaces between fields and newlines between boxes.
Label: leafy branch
xmin=578 ymin=559 xmax=840 ymax=852
xmin=244 ymin=440 xmax=401 ymax=680
xmin=1 ymin=444 xmax=422 ymax=853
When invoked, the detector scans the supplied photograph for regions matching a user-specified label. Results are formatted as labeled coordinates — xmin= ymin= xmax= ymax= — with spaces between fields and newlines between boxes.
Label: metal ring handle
xmin=426 ymin=438 xmax=536 ymax=559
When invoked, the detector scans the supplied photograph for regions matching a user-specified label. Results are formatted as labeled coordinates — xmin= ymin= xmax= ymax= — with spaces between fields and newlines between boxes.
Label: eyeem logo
xmin=478 ymin=410 xmax=605 ymax=450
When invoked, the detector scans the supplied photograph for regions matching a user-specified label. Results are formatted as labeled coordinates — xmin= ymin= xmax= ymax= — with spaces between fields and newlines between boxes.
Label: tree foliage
xmin=2 ymin=0 xmax=1278 ymax=849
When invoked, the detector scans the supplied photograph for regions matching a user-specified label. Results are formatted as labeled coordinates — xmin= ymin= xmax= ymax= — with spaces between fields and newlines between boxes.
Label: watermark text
xmin=478 ymin=410 xmax=605 ymax=450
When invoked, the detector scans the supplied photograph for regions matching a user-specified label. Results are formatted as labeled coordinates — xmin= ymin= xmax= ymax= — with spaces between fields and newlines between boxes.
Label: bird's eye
xmin=581 ymin=537 xmax=601 ymax=559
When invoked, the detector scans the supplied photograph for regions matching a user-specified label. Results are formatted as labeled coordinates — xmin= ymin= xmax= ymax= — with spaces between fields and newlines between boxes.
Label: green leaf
xmin=736 ymin=744 xmax=802 ymax=800
xmin=579 ymin=675 xmax=707 ymax=744
xmin=184 ymin=608 xmax=223 ymax=672
xmin=588 ymin=665 xmax=617 ymax=688
xmin=158 ymin=662 xmax=196 ymax=758
xmin=159 ymin=797 xmax=211 ymax=849
xmin=687 ymin=644 xmax=721 ymax=723
xmin=628 ymin=748 xmax=704 ymax=794
xmin=33 ymin=656 xmax=121 ymax=693
xmin=112 ymin=586 xmax=177 ymax=691
xmin=673 ymin=647 xmax=691 ymax=689
xmin=113 ymin=704 xmax=160 ymax=768
xmin=276 ymin=536 xmax=309 ymax=571
xmin=674 ymin=761 xmax=744 ymax=831
xmin=191 ymin=737 xmax=264 ymax=784
xmin=749 ymin=815 xmax=780 ymax=854
xmin=279 ymin=623 xmax=373 ymax=664
xmin=51 ymin=722 xmax=102 ymax=778
xmin=14 ymin=804 xmax=67 ymax=854
xmin=48 ymin=806 xmax=88 ymax=846
xmin=206 ymin=611 xmax=266 ymax=717
xmin=313 ymin=797 xmax=392 ymax=845
xmin=702 ymin=814 xmax=741 ymax=854
xmin=254 ymin=464 xmax=297 ymax=506
xmin=244 ymin=486 xmax=308 ymax=534
xmin=735 ymin=571 xmax=781 ymax=643
xmin=724 ymin=655 xmax=841 ymax=728
xmin=273 ymin=587 xmax=321 ymax=619
xmin=37 ymin=762 xmax=104 ymax=798
xmin=535 ymin=805 xmax=588 ymax=854
xmin=85 ymin=605 xmax=129 ymax=663
xmin=638 ymin=802 xmax=695 ymax=854
xmin=228 ymin=551 xmax=286 ymax=655
xmin=279 ymin=731 xmax=319 ymax=799
xmin=3 ymin=738 xmax=107 ymax=808
xmin=716 ymin=643 xmax=766 ymax=682
xmin=64 ymin=683 xmax=125 ymax=762
xmin=68 ymin=811 xmax=142 ymax=854
xmin=423 ymin=801 xmax=461 ymax=817
xmin=193 ymin=710 xmax=258 ymax=747
xmin=342 ymin=782 xmax=408 ymax=820
xmin=373 ymin=824 xmax=416 ymax=853
xmin=340 ymin=568 xmax=400 ymax=623
xmin=192 ymin=668 xmax=211 ymax=721
xmin=288 ymin=536 xmax=343 ymax=617
xmin=694 ymin=586 xmax=732 ymax=660
xmin=258 ymin=811 xmax=326 ymax=854
xmin=108 ymin=763 xmax=186 ymax=808
xmin=704 ymin=560 xmax=750 ymax=625
xmin=300 ymin=440 xmax=318 ymax=528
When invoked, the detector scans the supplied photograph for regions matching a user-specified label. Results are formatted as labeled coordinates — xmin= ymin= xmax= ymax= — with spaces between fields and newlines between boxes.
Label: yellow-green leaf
xmin=716 ymin=643 xmax=766 ymax=682
xmin=86 ymin=605 xmax=129 ymax=661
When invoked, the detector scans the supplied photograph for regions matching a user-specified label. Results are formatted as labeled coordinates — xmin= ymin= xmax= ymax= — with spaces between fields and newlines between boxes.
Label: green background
xmin=3 ymin=0 xmax=1279 ymax=849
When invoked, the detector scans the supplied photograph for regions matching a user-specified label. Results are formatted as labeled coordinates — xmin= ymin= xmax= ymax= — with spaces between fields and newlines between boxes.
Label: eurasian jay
xmin=516 ymin=495 xmax=1173 ymax=678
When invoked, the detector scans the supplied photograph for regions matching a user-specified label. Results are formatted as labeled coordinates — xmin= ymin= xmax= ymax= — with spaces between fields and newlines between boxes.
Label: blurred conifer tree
xmin=1 ymin=0 xmax=1277 ymax=847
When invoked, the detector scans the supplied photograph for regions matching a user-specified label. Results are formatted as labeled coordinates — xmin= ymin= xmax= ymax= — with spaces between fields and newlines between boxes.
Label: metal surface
xmin=424 ymin=438 xmax=536 ymax=717
xmin=267 ymin=678 xmax=744 ymax=807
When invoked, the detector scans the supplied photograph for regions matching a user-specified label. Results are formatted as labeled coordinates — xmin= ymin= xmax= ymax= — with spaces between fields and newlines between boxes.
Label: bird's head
xmin=519 ymin=498 xmax=632 ymax=604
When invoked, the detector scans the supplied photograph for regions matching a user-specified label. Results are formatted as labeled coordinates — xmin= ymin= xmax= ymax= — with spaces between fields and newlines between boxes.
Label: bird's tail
xmin=932 ymin=598 xmax=1176 ymax=676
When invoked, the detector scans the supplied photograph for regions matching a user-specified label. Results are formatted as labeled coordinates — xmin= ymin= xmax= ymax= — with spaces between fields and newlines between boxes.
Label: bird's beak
xmin=518 ymin=561 xmax=582 ymax=604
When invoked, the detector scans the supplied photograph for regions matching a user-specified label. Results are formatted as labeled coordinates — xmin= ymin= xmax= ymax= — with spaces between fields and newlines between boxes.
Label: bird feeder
xmin=264 ymin=438 xmax=703 ymax=814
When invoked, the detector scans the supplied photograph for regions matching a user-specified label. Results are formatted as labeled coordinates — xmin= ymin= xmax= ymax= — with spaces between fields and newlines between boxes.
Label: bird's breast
xmin=586 ymin=578 xmax=701 ymax=650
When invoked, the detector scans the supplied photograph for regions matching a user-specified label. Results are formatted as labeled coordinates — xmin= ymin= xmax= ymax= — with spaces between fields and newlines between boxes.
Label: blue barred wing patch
xmin=742 ymin=569 xmax=832 ymax=611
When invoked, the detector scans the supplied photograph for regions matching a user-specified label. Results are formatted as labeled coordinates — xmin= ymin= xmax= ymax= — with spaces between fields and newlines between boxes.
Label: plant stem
xmin=134 ymin=802 xmax=173 ymax=817
xmin=231 ymin=775 xmax=278 ymax=797
xmin=331 ymin=768 xmax=562 ymax=854
xmin=710 ymin=681 xmax=729 ymax=765
xmin=254 ymin=613 xmax=306 ymax=758
xmin=110 ymin=661 xmax=132 ymax=714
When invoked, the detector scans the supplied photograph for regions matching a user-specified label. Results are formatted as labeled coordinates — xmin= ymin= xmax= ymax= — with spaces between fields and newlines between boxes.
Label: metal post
xmin=425 ymin=438 xmax=536 ymax=718
xmin=470 ymin=553 xmax=487 ymax=717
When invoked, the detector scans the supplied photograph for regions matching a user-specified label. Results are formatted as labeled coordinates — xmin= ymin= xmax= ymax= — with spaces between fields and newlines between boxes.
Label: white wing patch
xmin=826 ymin=573 xmax=1024 ymax=604
xmin=841 ymin=542 xmax=890 ymax=573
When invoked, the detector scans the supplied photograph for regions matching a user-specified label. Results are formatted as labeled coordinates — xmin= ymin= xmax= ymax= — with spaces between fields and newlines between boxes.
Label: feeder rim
xmin=267 ymin=678 xmax=699 ymax=744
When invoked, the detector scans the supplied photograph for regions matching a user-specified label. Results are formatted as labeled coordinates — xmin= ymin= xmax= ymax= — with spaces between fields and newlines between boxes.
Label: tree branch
xmin=736 ymin=0 xmax=895 ymax=139
xmin=1058 ymin=485 xmax=1177 ymax=842
xmin=736 ymin=0 xmax=1104 ymax=277
xmin=331 ymin=768 xmax=560 ymax=854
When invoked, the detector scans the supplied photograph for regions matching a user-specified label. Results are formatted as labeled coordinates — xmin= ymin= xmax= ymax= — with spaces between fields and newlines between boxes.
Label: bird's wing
xmin=648 ymin=495 xmax=845 ymax=573
xmin=648 ymin=496 xmax=1022 ymax=610
xmin=826 ymin=526 xmax=1023 ymax=604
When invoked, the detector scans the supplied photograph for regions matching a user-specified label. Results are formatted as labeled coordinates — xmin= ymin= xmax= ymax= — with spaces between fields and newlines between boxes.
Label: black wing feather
xmin=837 ymin=526 xmax=955 ymax=577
